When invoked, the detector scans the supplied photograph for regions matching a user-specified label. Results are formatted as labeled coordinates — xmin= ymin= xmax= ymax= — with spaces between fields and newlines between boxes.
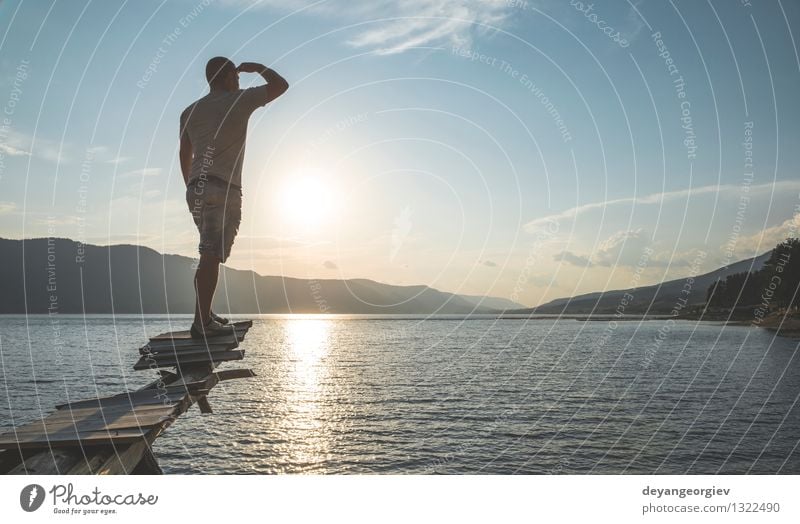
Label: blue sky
xmin=0 ymin=0 xmax=799 ymax=307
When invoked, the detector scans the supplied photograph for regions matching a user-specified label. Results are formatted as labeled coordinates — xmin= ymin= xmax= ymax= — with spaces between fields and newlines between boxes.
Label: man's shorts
xmin=186 ymin=176 xmax=242 ymax=263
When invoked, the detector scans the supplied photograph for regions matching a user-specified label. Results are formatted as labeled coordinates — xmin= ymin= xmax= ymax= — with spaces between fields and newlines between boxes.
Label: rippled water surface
xmin=1 ymin=315 xmax=799 ymax=474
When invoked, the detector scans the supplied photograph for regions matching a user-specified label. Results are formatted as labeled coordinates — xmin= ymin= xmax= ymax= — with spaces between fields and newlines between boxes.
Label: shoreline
xmin=3 ymin=312 xmax=799 ymax=337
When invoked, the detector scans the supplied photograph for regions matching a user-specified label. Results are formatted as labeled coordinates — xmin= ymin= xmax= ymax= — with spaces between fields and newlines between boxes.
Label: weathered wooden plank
xmin=9 ymin=413 xmax=175 ymax=435
xmin=131 ymin=445 xmax=163 ymax=474
xmin=0 ymin=391 xmax=191 ymax=451
xmin=0 ymin=448 xmax=27 ymax=474
xmin=9 ymin=421 xmax=169 ymax=440
xmin=44 ymin=403 xmax=179 ymax=421
xmin=140 ymin=346 xmax=241 ymax=361
xmin=133 ymin=350 xmax=244 ymax=370
xmin=139 ymin=370 xmax=180 ymax=391
xmin=169 ymin=363 xmax=216 ymax=382
xmin=55 ymin=389 xmax=188 ymax=410
xmin=214 ymin=368 xmax=257 ymax=381
xmin=0 ymin=427 xmax=154 ymax=450
xmin=149 ymin=332 xmax=244 ymax=344
xmin=140 ymin=340 xmax=238 ymax=356
xmin=166 ymin=372 xmax=220 ymax=392
xmin=147 ymin=336 xmax=240 ymax=347
xmin=149 ymin=322 xmax=250 ymax=342
xmin=8 ymin=448 xmax=84 ymax=474
xmin=140 ymin=347 xmax=245 ymax=358
xmin=96 ymin=440 xmax=150 ymax=475
xmin=148 ymin=350 xmax=246 ymax=365
xmin=58 ymin=403 xmax=177 ymax=416
xmin=139 ymin=366 xmax=212 ymax=391
xmin=66 ymin=448 xmax=115 ymax=475
xmin=4 ymin=320 xmax=252 ymax=474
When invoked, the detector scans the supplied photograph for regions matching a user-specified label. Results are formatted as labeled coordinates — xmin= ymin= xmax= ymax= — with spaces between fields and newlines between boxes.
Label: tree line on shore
xmin=706 ymin=238 xmax=800 ymax=311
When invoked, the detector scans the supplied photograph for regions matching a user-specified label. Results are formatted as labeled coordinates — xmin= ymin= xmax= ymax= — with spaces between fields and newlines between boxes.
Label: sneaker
xmin=190 ymin=318 xmax=235 ymax=339
xmin=210 ymin=311 xmax=230 ymax=325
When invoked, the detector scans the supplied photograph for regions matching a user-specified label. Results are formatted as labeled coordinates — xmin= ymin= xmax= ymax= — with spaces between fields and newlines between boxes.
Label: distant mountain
xmin=0 ymin=238 xmax=505 ymax=315
xmin=457 ymin=293 xmax=526 ymax=311
xmin=510 ymin=251 xmax=772 ymax=315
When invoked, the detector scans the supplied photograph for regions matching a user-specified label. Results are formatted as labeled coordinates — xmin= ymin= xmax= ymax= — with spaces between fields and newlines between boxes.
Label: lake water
xmin=1 ymin=315 xmax=798 ymax=474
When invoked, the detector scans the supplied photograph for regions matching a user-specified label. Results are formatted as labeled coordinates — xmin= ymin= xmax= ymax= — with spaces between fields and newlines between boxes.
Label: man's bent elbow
xmin=277 ymin=79 xmax=289 ymax=96
xmin=265 ymin=80 xmax=289 ymax=104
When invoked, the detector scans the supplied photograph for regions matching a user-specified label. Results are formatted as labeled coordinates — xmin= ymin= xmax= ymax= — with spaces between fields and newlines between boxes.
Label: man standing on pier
xmin=179 ymin=57 xmax=289 ymax=337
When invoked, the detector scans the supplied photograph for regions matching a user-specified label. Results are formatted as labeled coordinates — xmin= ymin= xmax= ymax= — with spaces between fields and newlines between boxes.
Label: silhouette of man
xmin=180 ymin=57 xmax=288 ymax=337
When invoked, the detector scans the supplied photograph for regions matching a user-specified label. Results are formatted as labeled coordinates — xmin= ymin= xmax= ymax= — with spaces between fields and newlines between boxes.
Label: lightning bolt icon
xmin=28 ymin=486 xmax=37 ymax=508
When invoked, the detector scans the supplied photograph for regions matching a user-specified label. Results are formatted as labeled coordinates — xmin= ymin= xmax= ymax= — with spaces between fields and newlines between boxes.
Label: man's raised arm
xmin=237 ymin=62 xmax=289 ymax=105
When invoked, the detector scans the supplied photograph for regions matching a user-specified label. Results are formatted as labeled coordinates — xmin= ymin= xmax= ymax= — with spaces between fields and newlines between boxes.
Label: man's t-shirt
xmin=180 ymin=85 xmax=268 ymax=188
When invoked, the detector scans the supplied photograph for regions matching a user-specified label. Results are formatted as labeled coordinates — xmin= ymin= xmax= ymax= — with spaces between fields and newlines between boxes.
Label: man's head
xmin=206 ymin=56 xmax=239 ymax=92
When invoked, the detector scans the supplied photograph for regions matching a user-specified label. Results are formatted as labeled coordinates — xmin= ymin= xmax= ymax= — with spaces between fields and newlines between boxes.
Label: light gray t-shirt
xmin=180 ymin=85 xmax=268 ymax=188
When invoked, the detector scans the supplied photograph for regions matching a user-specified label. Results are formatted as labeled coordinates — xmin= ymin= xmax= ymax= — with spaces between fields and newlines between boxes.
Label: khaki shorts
xmin=186 ymin=176 xmax=242 ymax=263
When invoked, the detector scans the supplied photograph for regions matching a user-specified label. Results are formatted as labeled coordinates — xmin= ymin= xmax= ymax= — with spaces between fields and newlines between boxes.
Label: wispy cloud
xmin=559 ymin=228 xmax=649 ymax=268
xmin=1 ymin=129 xmax=35 ymax=159
xmin=555 ymin=250 xmax=594 ymax=267
xmin=345 ymin=1 xmax=507 ymax=55
xmin=105 ymin=155 xmax=132 ymax=165
xmin=530 ymin=180 xmax=800 ymax=275
xmin=229 ymin=0 xmax=510 ymax=54
xmin=0 ymin=129 xmax=110 ymax=164
xmin=525 ymin=184 xmax=729 ymax=232
xmin=555 ymin=228 xmax=692 ymax=269
xmin=0 ymin=143 xmax=30 ymax=157
xmin=7 ymin=129 xmax=73 ymax=163
xmin=735 ymin=213 xmax=800 ymax=254
xmin=119 ymin=167 xmax=163 ymax=178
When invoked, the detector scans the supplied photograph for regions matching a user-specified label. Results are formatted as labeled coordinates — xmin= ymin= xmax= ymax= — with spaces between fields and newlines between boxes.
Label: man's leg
xmin=193 ymin=252 xmax=221 ymax=327
xmin=203 ymin=184 xmax=241 ymax=326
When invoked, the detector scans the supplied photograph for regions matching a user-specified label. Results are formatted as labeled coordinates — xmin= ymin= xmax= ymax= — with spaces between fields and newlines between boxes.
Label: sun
xmin=278 ymin=169 xmax=338 ymax=228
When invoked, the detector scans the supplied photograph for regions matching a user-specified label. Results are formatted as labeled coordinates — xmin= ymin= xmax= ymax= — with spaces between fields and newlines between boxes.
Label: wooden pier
xmin=0 ymin=320 xmax=255 ymax=474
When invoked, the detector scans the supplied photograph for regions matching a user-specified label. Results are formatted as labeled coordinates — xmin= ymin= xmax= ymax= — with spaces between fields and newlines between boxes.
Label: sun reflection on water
xmin=278 ymin=317 xmax=333 ymax=472
xmin=286 ymin=317 xmax=329 ymax=389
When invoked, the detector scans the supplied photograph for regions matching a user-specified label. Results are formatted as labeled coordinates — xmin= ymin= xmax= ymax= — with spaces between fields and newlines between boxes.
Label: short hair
xmin=206 ymin=56 xmax=235 ymax=86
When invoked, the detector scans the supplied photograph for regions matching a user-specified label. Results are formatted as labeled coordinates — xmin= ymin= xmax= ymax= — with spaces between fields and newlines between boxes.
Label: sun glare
xmin=278 ymin=169 xmax=338 ymax=228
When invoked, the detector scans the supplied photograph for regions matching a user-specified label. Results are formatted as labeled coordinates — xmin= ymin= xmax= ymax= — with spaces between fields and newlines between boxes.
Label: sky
xmin=0 ymin=0 xmax=799 ymax=307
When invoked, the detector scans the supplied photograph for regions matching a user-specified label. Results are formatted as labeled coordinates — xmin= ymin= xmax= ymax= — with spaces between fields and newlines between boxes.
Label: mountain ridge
xmin=508 ymin=250 xmax=772 ymax=315
xmin=0 ymin=237 xmax=524 ymax=314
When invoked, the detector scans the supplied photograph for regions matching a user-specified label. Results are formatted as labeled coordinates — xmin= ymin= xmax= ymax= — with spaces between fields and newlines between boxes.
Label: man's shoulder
xmin=180 ymin=95 xmax=212 ymax=120
xmin=180 ymin=102 xmax=196 ymax=122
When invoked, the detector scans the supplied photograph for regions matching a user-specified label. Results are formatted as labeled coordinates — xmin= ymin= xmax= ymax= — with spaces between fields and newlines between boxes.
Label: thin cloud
xmin=0 ymin=128 xmax=109 ymax=164
xmin=526 ymin=180 xmax=799 ymax=275
xmin=554 ymin=228 xmax=688 ymax=269
xmin=0 ymin=143 xmax=30 ymax=157
xmin=119 ymin=167 xmax=163 ymax=178
xmin=0 ymin=129 xmax=124 ymax=166
xmin=226 ymin=0 xmax=510 ymax=54
xmin=524 ymin=181 xmax=800 ymax=232
xmin=105 ymin=156 xmax=132 ymax=165
xmin=735 ymin=214 xmax=800 ymax=255
xmin=555 ymin=250 xmax=594 ymax=268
